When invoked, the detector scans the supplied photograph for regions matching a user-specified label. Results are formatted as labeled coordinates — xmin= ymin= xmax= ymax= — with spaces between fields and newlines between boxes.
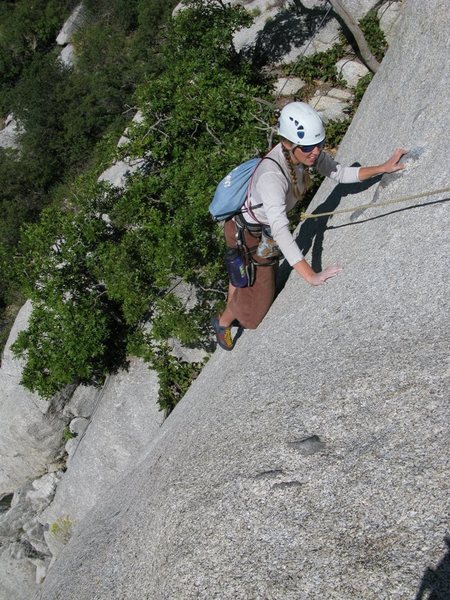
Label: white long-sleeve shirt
xmin=243 ymin=143 xmax=361 ymax=266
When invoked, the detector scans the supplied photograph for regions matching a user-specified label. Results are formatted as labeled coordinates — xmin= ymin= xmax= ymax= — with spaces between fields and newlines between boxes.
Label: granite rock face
xmin=35 ymin=1 xmax=450 ymax=599
xmin=0 ymin=114 xmax=22 ymax=149
xmin=39 ymin=358 xmax=163 ymax=562
xmin=55 ymin=3 xmax=86 ymax=46
xmin=0 ymin=302 xmax=68 ymax=496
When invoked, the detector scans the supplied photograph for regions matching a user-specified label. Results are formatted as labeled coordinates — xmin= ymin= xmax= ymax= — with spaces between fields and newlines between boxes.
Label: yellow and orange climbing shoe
xmin=211 ymin=316 xmax=234 ymax=351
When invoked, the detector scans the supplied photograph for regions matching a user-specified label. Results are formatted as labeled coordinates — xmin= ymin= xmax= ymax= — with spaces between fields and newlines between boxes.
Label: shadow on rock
xmin=249 ymin=4 xmax=333 ymax=68
xmin=415 ymin=536 xmax=450 ymax=600
xmin=276 ymin=163 xmax=380 ymax=294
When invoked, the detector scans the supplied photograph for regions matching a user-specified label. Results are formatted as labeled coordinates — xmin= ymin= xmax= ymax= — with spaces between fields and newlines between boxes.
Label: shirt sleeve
xmin=254 ymin=172 xmax=305 ymax=266
xmin=316 ymin=151 xmax=361 ymax=183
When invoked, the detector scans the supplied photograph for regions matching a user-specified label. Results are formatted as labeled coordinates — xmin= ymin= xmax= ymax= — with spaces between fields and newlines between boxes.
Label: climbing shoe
xmin=211 ymin=316 xmax=234 ymax=351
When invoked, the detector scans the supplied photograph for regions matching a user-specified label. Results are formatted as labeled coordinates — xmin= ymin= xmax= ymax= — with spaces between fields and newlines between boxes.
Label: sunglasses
xmin=295 ymin=140 xmax=325 ymax=153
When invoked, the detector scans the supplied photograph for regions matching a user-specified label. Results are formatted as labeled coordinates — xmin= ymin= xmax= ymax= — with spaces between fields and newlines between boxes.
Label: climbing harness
xmin=299 ymin=186 xmax=450 ymax=220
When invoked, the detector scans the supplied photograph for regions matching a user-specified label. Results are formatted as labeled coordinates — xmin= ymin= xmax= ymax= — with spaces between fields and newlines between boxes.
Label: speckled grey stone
xmin=335 ymin=58 xmax=370 ymax=88
xmin=39 ymin=357 xmax=163 ymax=561
xmin=0 ymin=302 xmax=68 ymax=495
xmin=35 ymin=2 xmax=450 ymax=599
xmin=55 ymin=3 xmax=85 ymax=46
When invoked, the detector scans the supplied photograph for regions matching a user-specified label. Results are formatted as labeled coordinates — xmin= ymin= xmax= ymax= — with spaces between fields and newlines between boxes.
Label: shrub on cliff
xmin=0 ymin=0 xmax=179 ymax=339
xmin=13 ymin=0 xmax=273 ymax=410
xmin=0 ymin=0 xmax=76 ymax=114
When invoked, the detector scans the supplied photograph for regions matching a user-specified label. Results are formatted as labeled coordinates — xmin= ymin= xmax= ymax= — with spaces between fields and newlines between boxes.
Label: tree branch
xmin=328 ymin=0 xmax=380 ymax=73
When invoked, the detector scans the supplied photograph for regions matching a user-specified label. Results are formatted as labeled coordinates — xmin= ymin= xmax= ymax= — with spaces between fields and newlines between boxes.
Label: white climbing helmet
xmin=277 ymin=102 xmax=325 ymax=146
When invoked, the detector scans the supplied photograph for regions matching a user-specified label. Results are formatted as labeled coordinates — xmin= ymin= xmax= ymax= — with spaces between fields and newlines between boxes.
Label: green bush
xmin=1 ymin=0 xmax=179 ymax=350
xmin=13 ymin=0 xmax=273 ymax=412
xmin=290 ymin=42 xmax=346 ymax=85
xmin=359 ymin=10 xmax=387 ymax=61
xmin=350 ymin=72 xmax=373 ymax=114
xmin=0 ymin=0 xmax=75 ymax=113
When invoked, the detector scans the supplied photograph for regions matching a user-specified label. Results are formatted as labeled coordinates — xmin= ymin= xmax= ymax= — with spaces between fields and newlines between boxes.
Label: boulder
xmin=39 ymin=357 xmax=163 ymax=562
xmin=0 ymin=302 xmax=69 ymax=495
xmin=35 ymin=2 xmax=450 ymax=598
xmin=97 ymin=158 xmax=146 ymax=188
xmin=273 ymin=76 xmax=306 ymax=97
xmin=0 ymin=114 xmax=22 ymax=149
xmin=335 ymin=57 xmax=370 ymax=87
xmin=174 ymin=1 xmax=382 ymax=64
xmin=58 ymin=44 xmax=76 ymax=68
xmin=98 ymin=111 xmax=147 ymax=188
xmin=68 ymin=417 xmax=88 ymax=438
xmin=117 ymin=110 xmax=145 ymax=148
xmin=301 ymin=0 xmax=379 ymax=20
xmin=309 ymin=87 xmax=353 ymax=121
xmin=233 ymin=0 xmax=382 ymax=62
xmin=56 ymin=4 xmax=86 ymax=46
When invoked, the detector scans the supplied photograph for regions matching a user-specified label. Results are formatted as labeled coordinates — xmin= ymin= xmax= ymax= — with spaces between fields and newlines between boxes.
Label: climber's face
xmin=292 ymin=141 xmax=324 ymax=166
xmin=282 ymin=138 xmax=324 ymax=167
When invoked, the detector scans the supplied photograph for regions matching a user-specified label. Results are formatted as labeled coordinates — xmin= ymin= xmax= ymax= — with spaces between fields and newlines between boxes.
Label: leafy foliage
xmin=290 ymin=42 xmax=346 ymax=85
xmin=324 ymin=118 xmax=352 ymax=147
xmin=0 ymin=0 xmax=178 ymax=350
xmin=359 ymin=10 xmax=387 ymax=61
xmin=0 ymin=0 xmax=76 ymax=113
xmin=349 ymin=72 xmax=373 ymax=114
xmin=129 ymin=329 xmax=205 ymax=416
xmin=13 ymin=183 xmax=129 ymax=397
xmin=13 ymin=0 xmax=273 ymax=411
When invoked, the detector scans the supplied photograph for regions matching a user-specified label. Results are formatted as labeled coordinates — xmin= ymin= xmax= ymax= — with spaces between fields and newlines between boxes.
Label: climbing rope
xmin=299 ymin=186 xmax=450 ymax=220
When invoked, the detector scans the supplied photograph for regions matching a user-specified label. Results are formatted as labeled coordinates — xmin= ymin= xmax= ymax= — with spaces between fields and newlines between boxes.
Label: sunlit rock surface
xmin=39 ymin=358 xmax=162 ymax=563
xmin=35 ymin=1 xmax=450 ymax=599
xmin=0 ymin=302 xmax=68 ymax=496
xmin=56 ymin=3 xmax=86 ymax=46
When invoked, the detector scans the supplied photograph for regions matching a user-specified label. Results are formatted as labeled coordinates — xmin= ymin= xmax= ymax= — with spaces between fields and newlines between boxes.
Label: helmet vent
xmin=288 ymin=117 xmax=305 ymax=139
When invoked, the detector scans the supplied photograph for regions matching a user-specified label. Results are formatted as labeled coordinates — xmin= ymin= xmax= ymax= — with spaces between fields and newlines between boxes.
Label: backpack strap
xmin=243 ymin=156 xmax=289 ymax=224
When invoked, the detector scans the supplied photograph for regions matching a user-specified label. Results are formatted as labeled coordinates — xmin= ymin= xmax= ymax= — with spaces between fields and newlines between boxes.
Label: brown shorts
xmin=224 ymin=219 xmax=277 ymax=329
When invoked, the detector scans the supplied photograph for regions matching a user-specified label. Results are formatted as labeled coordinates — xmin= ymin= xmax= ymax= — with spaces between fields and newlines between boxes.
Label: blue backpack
xmin=209 ymin=156 xmax=283 ymax=221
